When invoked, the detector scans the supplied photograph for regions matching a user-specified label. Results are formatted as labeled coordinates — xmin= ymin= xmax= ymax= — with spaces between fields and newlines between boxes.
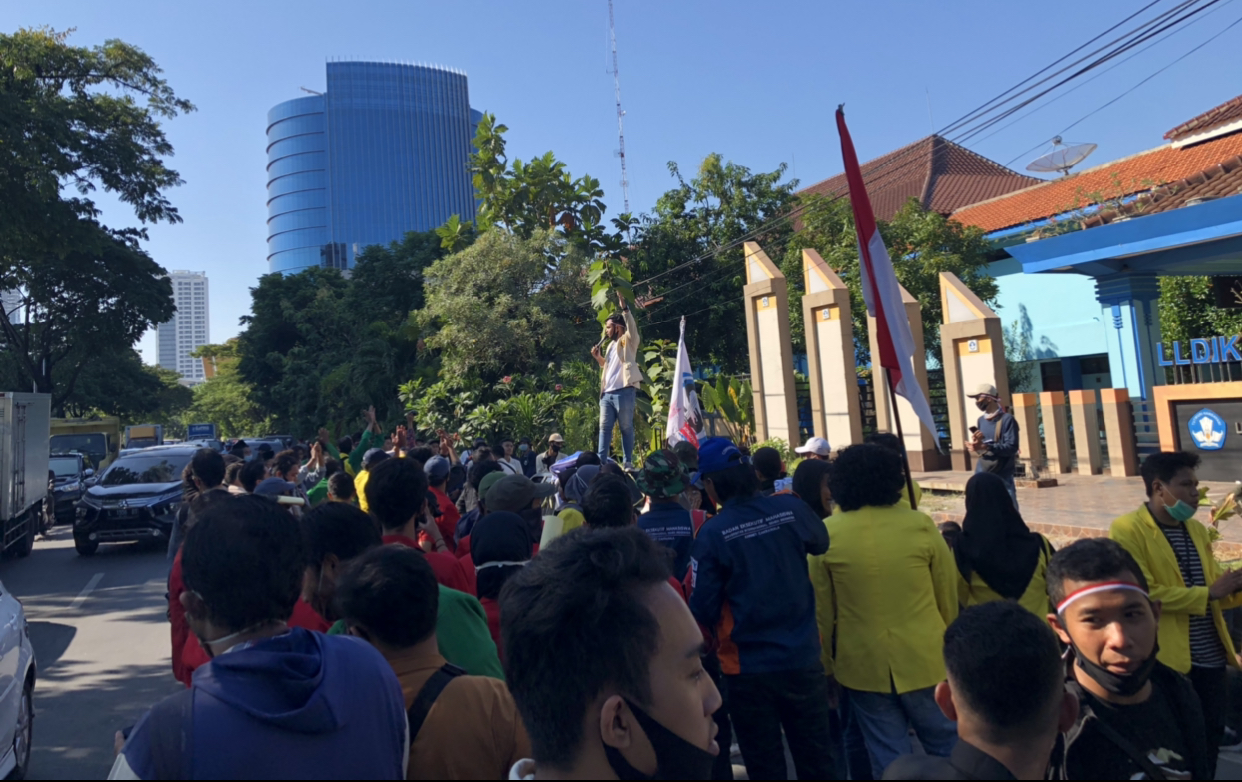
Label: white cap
xmin=966 ymin=383 xmax=999 ymax=399
xmin=794 ymin=436 xmax=832 ymax=456
xmin=548 ymin=433 xmax=564 ymax=443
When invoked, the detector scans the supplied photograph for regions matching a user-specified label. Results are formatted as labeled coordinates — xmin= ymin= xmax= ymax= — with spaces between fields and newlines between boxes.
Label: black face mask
xmin=551 ymin=444 xmax=562 ymax=452
xmin=975 ymin=399 xmax=991 ymax=412
xmin=603 ymin=698 xmax=715 ymax=781
xmin=1070 ymin=638 xmax=1159 ymax=697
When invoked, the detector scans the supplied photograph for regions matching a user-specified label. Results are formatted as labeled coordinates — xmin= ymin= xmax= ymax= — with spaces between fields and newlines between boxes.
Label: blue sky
xmin=6 ymin=0 xmax=1241 ymax=362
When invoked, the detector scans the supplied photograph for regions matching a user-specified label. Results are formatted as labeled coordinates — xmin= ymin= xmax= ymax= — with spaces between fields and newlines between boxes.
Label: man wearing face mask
xmin=536 ymin=434 xmax=564 ymax=480
xmin=1047 ymin=538 xmax=1210 ymax=780
xmin=503 ymin=526 xmax=722 ymax=780
xmin=518 ymin=437 xmax=537 ymax=477
xmin=113 ymin=495 xmax=408 ymax=780
xmin=964 ymin=384 xmax=1019 ymax=506
xmin=1109 ymin=450 xmax=1242 ymax=771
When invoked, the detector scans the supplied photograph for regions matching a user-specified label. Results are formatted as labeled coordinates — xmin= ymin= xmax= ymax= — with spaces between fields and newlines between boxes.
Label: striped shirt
xmin=1160 ymin=522 xmax=1227 ymax=668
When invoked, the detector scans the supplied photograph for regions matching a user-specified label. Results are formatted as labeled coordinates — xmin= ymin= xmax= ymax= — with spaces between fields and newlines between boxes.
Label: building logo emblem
xmin=1188 ymin=408 xmax=1227 ymax=451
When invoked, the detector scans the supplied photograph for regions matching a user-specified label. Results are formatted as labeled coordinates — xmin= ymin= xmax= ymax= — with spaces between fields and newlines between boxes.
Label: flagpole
xmin=883 ymin=368 xmax=919 ymax=512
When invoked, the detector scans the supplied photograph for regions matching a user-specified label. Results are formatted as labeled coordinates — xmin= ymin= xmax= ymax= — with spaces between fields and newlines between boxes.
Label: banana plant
xmin=699 ymin=374 xmax=755 ymax=447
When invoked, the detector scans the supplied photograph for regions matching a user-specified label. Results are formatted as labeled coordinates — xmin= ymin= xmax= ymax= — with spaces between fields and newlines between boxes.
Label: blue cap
xmin=423 ymin=455 xmax=451 ymax=482
xmin=691 ymin=437 xmax=747 ymax=486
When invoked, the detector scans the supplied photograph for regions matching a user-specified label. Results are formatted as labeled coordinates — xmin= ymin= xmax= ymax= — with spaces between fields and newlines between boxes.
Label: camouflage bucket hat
xmin=637 ymin=450 xmax=688 ymax=498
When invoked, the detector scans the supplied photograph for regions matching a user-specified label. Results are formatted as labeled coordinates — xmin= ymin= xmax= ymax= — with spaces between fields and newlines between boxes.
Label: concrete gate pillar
xmin=939 ymin=272 xmax=1011 ymax=471
xmin=869 ymin=283 xmax=945 ymax=471
xmin=743 ymin=242 xmax=799 ymax=445
xmin=802 ymin=249 xmax=862 ymax=449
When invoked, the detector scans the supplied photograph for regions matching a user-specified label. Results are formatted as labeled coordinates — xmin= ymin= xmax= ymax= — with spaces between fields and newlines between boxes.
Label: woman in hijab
xmin=471 ymin=511 xmax=533 ymax=661
xmin=955 ymin=471 xmax=1054 ymax=617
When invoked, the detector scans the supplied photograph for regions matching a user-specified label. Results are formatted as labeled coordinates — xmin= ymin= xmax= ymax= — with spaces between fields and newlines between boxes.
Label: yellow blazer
xmin=955 ymin=535 xmax=1053 ymax=618
xmin=1109 ymin=504 xmax=1242 ymax=674
xmin=810 ymin=504 xmax=958 ymax=694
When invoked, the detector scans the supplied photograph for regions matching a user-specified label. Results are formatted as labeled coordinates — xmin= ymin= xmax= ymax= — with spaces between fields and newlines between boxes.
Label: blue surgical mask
xmin=1165 ymin=498 xmax=1198 ymax=523
xmin=519 ymin=444 xmax=529 ymax=452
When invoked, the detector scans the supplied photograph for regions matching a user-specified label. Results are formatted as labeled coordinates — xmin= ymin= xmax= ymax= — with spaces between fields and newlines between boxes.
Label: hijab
xmin=563 ymin=465 xmax=601 ymax=506
xmin=471 ymin=511 xmax=533 ymax=601
xmin=955 ymin=472 xmax=1044 ymax=600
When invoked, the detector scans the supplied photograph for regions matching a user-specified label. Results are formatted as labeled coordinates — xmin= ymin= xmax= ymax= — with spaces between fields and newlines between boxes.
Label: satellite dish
xmin=1026 ymin=136 xmax=1098 ymax=176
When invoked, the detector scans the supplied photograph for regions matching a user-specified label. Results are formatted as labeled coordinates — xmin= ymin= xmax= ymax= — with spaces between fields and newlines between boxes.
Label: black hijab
xmin=471 ymin=511 xmax=533 ymax=601
xmin=955 ymin=472 xmax=1043 ymax=600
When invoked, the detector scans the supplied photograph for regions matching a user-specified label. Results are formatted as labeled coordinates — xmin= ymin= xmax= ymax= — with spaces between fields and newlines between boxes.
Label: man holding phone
xmin=964 ymin=384 xmax=1020 ymax=507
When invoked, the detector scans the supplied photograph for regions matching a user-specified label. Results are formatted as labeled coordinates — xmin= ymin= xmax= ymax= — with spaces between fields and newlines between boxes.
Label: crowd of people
xmin=103 ymin=406 xmax=1242 ymax=780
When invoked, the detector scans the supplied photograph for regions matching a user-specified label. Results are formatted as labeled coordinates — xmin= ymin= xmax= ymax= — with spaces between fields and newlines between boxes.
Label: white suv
xmin=0 ymin=582 xmax=35 ymax=779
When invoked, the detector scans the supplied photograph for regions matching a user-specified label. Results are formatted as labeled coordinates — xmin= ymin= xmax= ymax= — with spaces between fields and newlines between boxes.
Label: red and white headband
xmin=1056 ymin=581 xmax=1149 ymax=614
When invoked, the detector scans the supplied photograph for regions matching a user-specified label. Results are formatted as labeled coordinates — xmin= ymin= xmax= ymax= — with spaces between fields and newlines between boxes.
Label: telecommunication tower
xmin=607 ymin=0 xmax=630 ymax=214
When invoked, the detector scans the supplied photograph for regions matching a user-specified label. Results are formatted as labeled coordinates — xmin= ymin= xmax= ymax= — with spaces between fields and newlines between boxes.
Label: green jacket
xmin=347 ymin=429 xmax=379 ymax=477
xmin=328 ymin=583 xmax=505 ymax=680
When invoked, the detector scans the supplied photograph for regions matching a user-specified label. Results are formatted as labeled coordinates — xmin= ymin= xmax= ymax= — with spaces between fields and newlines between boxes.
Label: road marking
xmin=68 ymin=573 xmax=104 ymax=611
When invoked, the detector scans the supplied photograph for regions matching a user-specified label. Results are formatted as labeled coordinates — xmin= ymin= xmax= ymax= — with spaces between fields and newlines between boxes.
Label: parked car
xmin=73 ymin=445 xmax=197 ymax=557
xmin=0 ymin=577 xmax=35 ymax=778
xmin=48 ymin=453 xmax=93 ymax=525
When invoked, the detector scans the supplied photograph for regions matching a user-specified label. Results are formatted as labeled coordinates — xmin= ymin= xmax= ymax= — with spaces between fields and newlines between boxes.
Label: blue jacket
xmin=639 ymin=501 xmax=695 ymax=579
xmin=120 ymin=628 xmax=407 ymax=779
xmin=689 ymin=493 xmax=829 ymax=675
xmin=975 ymin=411 xmax=1019 ymax=478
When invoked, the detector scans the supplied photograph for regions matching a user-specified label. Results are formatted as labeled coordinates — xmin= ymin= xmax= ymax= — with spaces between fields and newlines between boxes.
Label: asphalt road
xmin=1 ymin=526 xmax=179 ymax=780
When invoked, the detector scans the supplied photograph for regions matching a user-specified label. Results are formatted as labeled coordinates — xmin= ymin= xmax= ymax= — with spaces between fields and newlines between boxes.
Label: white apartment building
xmin=156 ymin=271 xmax=210 ymax=385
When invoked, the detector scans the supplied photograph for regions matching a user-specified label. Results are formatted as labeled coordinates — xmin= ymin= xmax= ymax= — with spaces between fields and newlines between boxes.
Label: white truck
xmin=0 ymin=394 xmax=50 ymax=558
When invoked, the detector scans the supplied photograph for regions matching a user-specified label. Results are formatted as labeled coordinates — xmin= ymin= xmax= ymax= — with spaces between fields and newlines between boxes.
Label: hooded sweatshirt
xmin=112 ymin=628 xmax=407 ymax=780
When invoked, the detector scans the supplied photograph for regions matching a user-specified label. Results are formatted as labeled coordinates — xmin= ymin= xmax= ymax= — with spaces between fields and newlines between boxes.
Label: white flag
xmin=666 ymin=317 xmax=705 ymax=447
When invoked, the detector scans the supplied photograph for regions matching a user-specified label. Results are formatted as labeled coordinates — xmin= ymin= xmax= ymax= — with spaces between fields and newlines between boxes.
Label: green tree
xmin=417 ymin=230 xmax=593 ymax=383
xmin=0 ymin=28 xmax=190 ymax=403
xmin=187 ymin=342 xmax=271 ymax=439
xmin=58 ymin=347 xmax=191 ymax=421
xmin=1158 ymin=277 xmax=1242 ymax=346
xmin=787 ymin=196 xmax=997 ymax=365
xmin=627 ymin=154 xmax=798 ymax=372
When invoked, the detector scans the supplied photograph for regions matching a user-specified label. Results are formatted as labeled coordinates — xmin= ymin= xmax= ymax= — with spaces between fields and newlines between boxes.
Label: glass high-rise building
xmin=266 ymin=60 xmax=481 ymax=274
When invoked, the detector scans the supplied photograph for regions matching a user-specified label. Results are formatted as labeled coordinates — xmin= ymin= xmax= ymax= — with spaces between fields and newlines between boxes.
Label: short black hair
xmin=583 ymin=475 xmax=635 ymax=529
xmin=300 ymin=501 xmax=381 ymax=568
xmin=182 ymin=495 xmax=304 ymax=632
xmin=705 ymin=463 xmax=758 ymax=503
xmin=224 ymin=461 xmax=244 ymax=486
xmin=1141 ymin=451 xmax=1200 ymax=497
xmin=752 ymin=447 xmax=782 ymax=481
xmin=338 ymin=436 xmax=353 ymax=454
xmin=792 ymin=458 xmax=832 ymax=518
xmin=944 ymin=602 xmax=1064 ymax=741
xmin=239 ymin=460 xmax=267 ymax=493
xmin=605 ymin=311 xmax=626 ymax=329
xmin=328 ymin=472 xmax=356 ymax=501
xmin=190 ymin=448 xmax=226 ymax=489
xmin=365 ymin=456 xmax=428 ymax=531
xmin=469 ymin=459 xmax=504 ymax=489
xmin=502 ymin=527 xmax=672 ymax=768
xmin=865 ymin=431 xmax=904 ymax=455
xmin=323 ymin=458 xmax=343 ymax=479
xmin=1047 ymin=537 xmax=1149 ymax=607
xmin=336 ymin=544 xmax=438 ymax=649
xmin=408 ymin=446 xmax=436 ymax=465
xmin=273 ymin=449 xmax=300 ymax=478
xmin=575 ymin=451 xmax=602 ymax=468
xmin=829 ymin=444 xmax=903 ymax=511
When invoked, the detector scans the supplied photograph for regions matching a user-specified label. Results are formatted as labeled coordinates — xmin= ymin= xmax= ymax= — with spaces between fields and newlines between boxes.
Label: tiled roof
xmin=950 ymin=131 xmax=1242 ymax=233
xmin=1084 ymin=154 xmax=1242 ymax=226
xmin=797 ymin=135 xmax=1041 ymax=221
xmin=1165 ymin=94 xmax=1242 ymax=142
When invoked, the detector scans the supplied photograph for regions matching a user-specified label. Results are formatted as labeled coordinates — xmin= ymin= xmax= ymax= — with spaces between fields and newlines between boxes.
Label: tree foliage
xmin=186 ymin=341 xmax=272 ymax=439
xmin=0 ymin=28 xmax=190 ymax=406
xmin=1158 ymin=277 xmax=1242 ymax=346
xmin=787 ymin=196 xmax=997 ymax=364
xmin=417 ymin=230 xmax=593 ymax=383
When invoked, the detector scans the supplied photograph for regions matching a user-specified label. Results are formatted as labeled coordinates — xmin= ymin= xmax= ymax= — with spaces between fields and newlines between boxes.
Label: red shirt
xmin=383 ymin=533 xmax=476 ymax=594
xmin=289 ymin=598 xmax=330 ymax=632
xmin=480 ymin=596 xmax=503 ymax=662
xmin=422 ymin=487 xmax=461 ymax=552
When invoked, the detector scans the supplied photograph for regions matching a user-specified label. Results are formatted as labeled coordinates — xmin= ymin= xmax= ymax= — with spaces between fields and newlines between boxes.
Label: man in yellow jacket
xmin=591 ymin=296 xmax=642 ymax=469
xmin=809 ymin=443 xmax=959 ymax=778
xmin=1109 ymin=450 xmax=1242 ymax=766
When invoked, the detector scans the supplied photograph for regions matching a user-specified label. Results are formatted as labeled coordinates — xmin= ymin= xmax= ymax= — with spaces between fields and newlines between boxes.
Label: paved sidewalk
xmin=910 ymin=470 xmax=1242 ymax=558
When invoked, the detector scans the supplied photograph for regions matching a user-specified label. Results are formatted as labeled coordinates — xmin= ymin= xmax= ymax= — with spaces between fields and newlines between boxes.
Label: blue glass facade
xmin=266 ymin=62 xmax=479 ymax=274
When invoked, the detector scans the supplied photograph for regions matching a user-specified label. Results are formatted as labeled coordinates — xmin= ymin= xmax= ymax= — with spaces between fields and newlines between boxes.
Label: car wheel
xmin=73 ymin=535 xmax=98 ymax=557
xmin=7 ymin=677 xmax=31 ymax=780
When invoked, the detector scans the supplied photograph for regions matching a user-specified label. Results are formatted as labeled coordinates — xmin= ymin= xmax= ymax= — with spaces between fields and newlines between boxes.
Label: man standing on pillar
xmin=592 ymin=294 xmax=642 ymax=469
xmin=965 ymin=384 xmax=1020 ymax=507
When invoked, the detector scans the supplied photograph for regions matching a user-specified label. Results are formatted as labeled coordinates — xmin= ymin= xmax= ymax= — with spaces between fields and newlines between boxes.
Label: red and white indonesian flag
xmin=666 ymin=317 xmax=705 ymax=447
xmin=836 ymin=107 xmax=938 ymax=441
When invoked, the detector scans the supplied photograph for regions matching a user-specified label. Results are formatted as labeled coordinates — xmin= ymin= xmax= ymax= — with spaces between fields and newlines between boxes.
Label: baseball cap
xmin=478 ymin=470 xmax=508 ymax=504
xmin=967 ymin=383 xmax=999 ymax=399
xmin=691 ymin=437 xmax=747 ymax=486
xmin=486 ymin=474 xmax=557 ymax=513
xmin=423 ymin=455 xmax=451 ymax=483
xmin=363 ymin=448 xmax=389 ymax=469
xmin=254 ymin=477 xmax=298 ymax=498
xmin=794 ymin=436 xmax=832 ymax=457
xmin=548 ymin=433 xmax=564 ymax=444
xmin=637 ymin=450 xmax=688 ymax=498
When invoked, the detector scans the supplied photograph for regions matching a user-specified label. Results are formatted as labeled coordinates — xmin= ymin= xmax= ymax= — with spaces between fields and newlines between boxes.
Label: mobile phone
xmin=968 ymin=426 xmax=978 ymax=434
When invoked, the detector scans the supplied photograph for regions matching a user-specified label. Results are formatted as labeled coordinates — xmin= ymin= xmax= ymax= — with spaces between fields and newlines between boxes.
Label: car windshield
xmin=100 ymin=452 xmax=192 ymax=487
xmin=50 ymin=434 xmax=106 ymax=463
xmin=49 ymin=457 xmax=80 ymax=478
